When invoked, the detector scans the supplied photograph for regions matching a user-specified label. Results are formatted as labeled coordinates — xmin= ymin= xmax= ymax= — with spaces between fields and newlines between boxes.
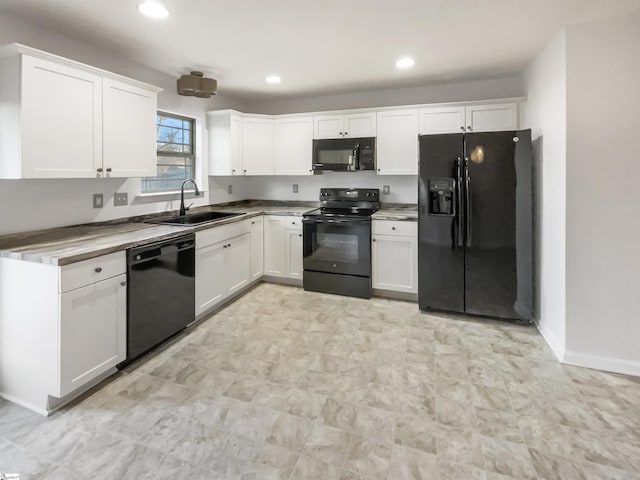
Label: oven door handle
xmin=303 ymin=218 xmax=370 ymax=225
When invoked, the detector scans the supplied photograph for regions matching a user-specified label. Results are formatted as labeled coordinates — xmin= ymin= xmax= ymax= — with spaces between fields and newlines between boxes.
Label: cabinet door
xmin=195 ymin=241 xmax=226 ymax=315
xmin=59 ymin=274 xmax=126 ymax=396
xmin=419 ymin=106 xmax=466 ymax=135
xmin=313 ymin=115 xmax=344 ymax=139
xmin=103 ymin=78 xmax=157 ymax=177
xmin=225 ymin=233 xmax=251 ymax=296
xmin=230 ymin=115 xmax=243 ymax=175
xmin=376 ymin=109 xmax=419 ymax=175
xmin=274 ymin=117 xmax=313 ymax=175
xmin=465 ymin=103 xmax=517 ymax=132
xmin=242 ymin=117 xmax=274 ymax=175
xmin=372 ymin=235 xmax=417 ymax=293
xmin=20 ymin=55 xmax=102 ymax=178
xmin=344 ymin=112 xmax=376 ymax=138
xmin=249 ymin=216 xmax=264 ymax=280
xmin=209 ymin=112 xmax=243 ymax=176
xmin=285 ymin=229 xmax=303 ymax=279
xmin=264 ymin=216 xmax=286 ymax=277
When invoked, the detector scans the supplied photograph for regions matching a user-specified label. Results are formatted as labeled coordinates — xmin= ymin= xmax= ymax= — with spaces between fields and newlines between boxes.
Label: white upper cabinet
xmin=419 ymin=103 xmax=518 ymax=134
xmin=313 ymin=112 xmax=376 ymax=139
xmin=208 ymin=111 xmax=243 ymax=176
xmin=242 ymin=116 xmax=274 ymax=175
xmin=376 ymin=109 xmax=419 ymax=175
xmin=419 ymin=106 xmax=466 ymax=135
xmin=274 ymin=116 xmax=313 ymax=175
xmin=102 ymin=78 xmax=157 ymax=177
xmin=0 ymin=45 xmax=161 ymax=179
xmin=2 ymin=55 xmax=103 ymax=178
xmin=465 ymin=103 xmax=517 ymax=132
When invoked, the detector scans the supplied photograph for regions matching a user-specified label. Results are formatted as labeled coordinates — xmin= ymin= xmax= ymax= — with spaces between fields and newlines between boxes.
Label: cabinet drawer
xmin=196 ymin=219 xmax=251 ymax=249
xmin=372 ymin=220 xmax=417 ymax=236
xmin=59 ymin=251 xmax=126 ymax=293
xmin=285 ymin=216 xmax=303 ymax=231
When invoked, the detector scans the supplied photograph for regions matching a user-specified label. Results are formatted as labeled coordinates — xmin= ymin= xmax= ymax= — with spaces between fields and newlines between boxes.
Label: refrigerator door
xmin=463 ymin=130 xmax=533 ymax=322
xmin=418 ymin=133 xmax=465 ymax=313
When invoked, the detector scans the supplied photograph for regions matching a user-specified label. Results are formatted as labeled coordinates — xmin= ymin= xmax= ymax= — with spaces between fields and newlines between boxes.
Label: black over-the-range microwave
xmin=312 ymin=137 xmax=376 ymax=172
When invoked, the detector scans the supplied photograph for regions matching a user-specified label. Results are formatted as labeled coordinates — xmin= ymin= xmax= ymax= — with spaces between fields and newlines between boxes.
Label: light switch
xmin=93 ymin=193 xmax=103 ymax=209
xmin=382 ymin=185 xmax=390 ymax=195
xmin=293 ymin=184 xmax=299 ymax=193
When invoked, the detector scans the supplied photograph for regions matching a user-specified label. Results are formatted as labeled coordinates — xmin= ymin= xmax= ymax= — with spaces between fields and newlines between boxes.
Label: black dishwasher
xmin=125 ymin=233 xmax=195 ymax=363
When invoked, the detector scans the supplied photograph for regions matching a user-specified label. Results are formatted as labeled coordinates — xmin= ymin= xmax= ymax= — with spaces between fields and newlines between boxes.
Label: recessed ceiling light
xmin=265 ymin=75 xmax=281 ymax=84
xmin=137 ymin=1 xmax=169 ymax=18
xmin=396 ymin=57 xmax=416 ymax=69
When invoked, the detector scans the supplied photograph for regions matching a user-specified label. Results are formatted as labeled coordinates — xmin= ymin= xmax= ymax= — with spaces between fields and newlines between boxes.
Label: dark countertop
xmin=0 ymin=200 xmax=418 ymax=265
xmin=0 ymin=201 xmax=319 ymax=266
xmin=374 ymin=203 xmax=418 ymax=221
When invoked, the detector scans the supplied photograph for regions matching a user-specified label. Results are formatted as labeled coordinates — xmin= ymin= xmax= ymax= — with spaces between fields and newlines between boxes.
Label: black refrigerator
xmin=418 ymin=130 xmax=533 ymax=323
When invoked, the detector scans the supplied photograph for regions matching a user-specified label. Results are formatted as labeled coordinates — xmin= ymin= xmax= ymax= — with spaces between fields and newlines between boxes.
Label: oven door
xmin=303 ymin=217 xmax=371 ymax=277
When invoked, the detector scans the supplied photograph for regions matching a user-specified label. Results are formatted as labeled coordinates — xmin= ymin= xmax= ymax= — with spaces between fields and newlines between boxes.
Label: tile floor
xmin=1 ymin=283 xmax=640 ymax=479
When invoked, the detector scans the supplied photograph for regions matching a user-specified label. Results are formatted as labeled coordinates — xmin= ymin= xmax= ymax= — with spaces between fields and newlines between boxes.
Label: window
xmin=141 ymin=112 xmax=195 ymax=193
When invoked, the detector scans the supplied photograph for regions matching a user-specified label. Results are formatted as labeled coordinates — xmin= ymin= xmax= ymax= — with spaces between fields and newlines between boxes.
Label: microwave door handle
xmin=354 ymin=144 xmax=360 ymax=170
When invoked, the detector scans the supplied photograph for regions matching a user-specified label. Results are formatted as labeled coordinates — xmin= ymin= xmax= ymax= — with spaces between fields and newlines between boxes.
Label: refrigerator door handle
xmin=456 ymin=157 xmax=464 ymax=247
xmin=464 ymin=158 xmax=472 ymax=247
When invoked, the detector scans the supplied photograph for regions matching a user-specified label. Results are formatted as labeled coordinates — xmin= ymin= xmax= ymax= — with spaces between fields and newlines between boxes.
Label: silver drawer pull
xmin=94 ymin=267 xmax=102 ymax=273
xmin=120 ymin=281 xmax=127 ymax=287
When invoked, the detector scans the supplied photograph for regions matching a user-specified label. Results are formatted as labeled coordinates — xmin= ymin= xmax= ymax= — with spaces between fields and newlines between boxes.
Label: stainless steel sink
xmin=151 ymin=211 xmax=245 ymax=226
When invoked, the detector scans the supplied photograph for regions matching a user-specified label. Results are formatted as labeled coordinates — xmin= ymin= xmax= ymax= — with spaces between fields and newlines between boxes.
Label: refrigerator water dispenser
xmin=428 ymin=178 xmax=456 ymax=216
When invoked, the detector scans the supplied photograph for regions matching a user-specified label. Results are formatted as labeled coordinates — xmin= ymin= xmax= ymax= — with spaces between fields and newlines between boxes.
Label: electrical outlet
xmin=114 ymin=192 xmax=128 ymax=206
xmin=293 ymin=184 xmax=298 ymax=193
xmin=382 ymin=185 xmax=390 ymax=195
xmin=228 ymin=185 xmax=233 ymax=194
xmin=93 ymin=193 xmax=103 ymax=209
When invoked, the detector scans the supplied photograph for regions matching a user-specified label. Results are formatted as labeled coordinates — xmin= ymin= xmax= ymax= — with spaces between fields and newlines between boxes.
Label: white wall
xmin=236 ymin=173 xmax=416 ymax=204
xmin=522 ymin=31 xmax=567 ymax=359
xmin=563 ymin=13 xmax=640 ymax=375
xmin=245 ymin=75 xmax=524 ymax=115
xmin=0 ymin=11 xmax=247 ymax=235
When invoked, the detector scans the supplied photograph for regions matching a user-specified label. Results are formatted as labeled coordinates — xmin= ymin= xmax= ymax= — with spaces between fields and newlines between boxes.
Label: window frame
xmin=141 ymin=111 xmax=196 ymax=194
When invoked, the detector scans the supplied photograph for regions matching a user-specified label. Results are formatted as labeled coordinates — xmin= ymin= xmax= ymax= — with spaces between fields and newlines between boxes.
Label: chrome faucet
xmin=179 ymin=179 xmax=200 ymax=216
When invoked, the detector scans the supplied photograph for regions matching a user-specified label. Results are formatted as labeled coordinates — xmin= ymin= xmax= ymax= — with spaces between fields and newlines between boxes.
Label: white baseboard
xmin=0 ymin=392 xmax=50 ymax=416
xmin=563 ymin=350 xmax=640 ymax=377
xmin=534 ymin=320 xmax=565 ymax=361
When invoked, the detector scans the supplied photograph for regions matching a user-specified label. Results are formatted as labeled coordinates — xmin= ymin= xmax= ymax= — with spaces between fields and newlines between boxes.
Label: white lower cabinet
xmin=59 ymin=273 xmax=126 ymax=396
xmin=249 ymin=216 xmax=264 ymax=280
xmin=0 ymin=251 xmax=127 ymax=414
xmin=195 ymin=222 xmax=252 ymax=316
xmin=372 ymin=220 xmax=418 ymax=294
xmin=196 ymin=241 xmax=226 ymax=314
xmin=264 ymin=215 xmax=303 ymax=280
xmin=225 ymin=233 xmax=251 ymax=296
xmin=285 ymin=229 xmax=303 ymax=279
xmin=264 ymin=215 xmax=286 ymax=276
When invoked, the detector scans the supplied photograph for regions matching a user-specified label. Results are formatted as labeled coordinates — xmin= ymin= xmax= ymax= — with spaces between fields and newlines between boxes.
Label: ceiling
xmin=1 ymin=0 xmax=639 ymax=100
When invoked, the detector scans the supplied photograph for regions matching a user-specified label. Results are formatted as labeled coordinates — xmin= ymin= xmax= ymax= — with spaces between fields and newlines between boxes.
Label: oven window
xmin=315 ymin=232 xmax=359 ymax=263
xmin=318 ymin=149 xmax=354 ymax=167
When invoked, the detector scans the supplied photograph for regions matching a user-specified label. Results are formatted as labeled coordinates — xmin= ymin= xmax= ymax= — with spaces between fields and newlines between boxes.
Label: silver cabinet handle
xmin=298 ymin=234 xmax=302 ymax=237
xmin=94 ymin=267 xmax=102 ymax=273
xmin=106 ymin=167 xmax=112 ymax=173
xmin=120 ymin=281 xmax=127 ymax=287
xmin=467 ymin=126 xmax=473 ymax=131
xmin=392 ymin=226 xmax=396 ymax=230
xmin=96 ymin=168 xmax=103 ymax=173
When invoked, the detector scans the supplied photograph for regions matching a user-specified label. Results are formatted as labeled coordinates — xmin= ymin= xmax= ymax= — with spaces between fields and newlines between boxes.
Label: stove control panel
xmin=319 ymin=188 xmax=380 ymax=202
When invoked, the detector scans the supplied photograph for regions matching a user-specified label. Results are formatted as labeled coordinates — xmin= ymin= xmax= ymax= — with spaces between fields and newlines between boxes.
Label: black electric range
xmin=302 ymin=188 xmax=379 ymax=299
